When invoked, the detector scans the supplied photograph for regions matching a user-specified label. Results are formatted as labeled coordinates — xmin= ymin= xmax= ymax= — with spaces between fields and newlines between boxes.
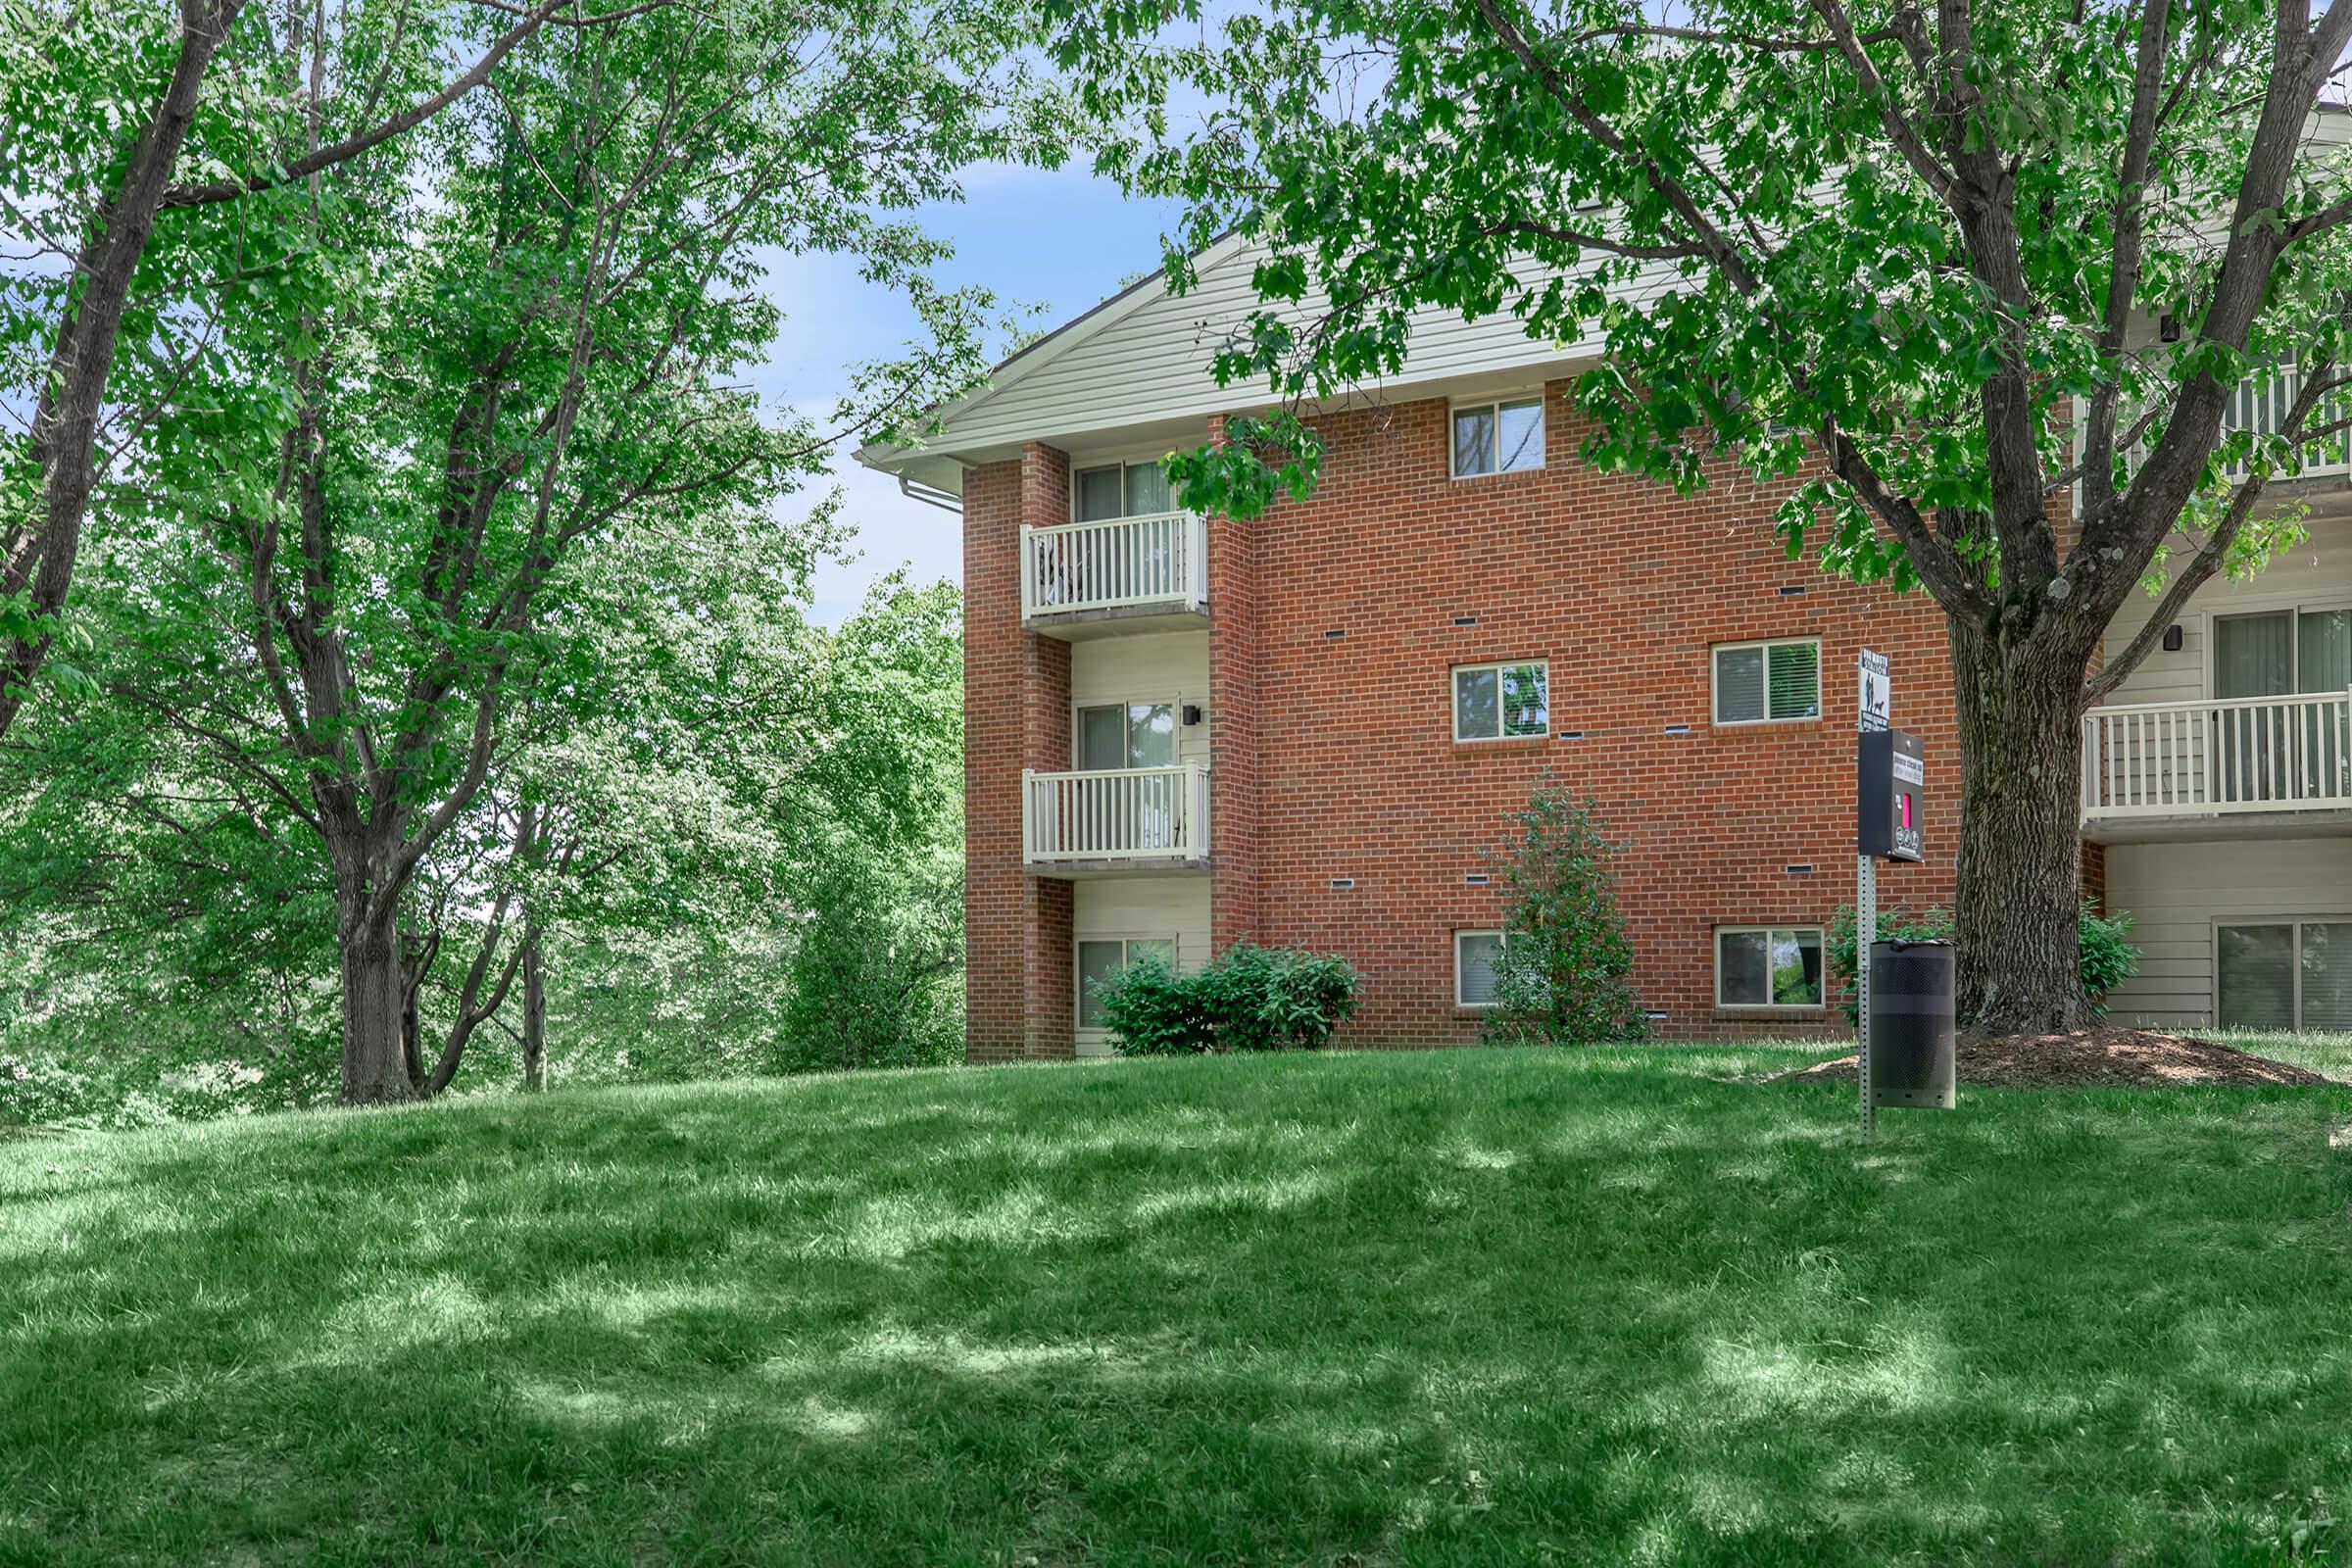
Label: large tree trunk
xmin=339 ymin=880 xmax=416 ymax=1103
xmin=520 ymin=932 xmax=547 ymax=1092
xmin=1948 ymin=613 xmax=2097 ymax=1036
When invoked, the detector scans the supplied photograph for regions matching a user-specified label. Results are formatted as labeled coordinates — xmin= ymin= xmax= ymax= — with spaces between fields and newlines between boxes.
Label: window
xmin=2219 ymin=920 xmax=2352 ymax=1033
xmin=1716 ymin=926 xmax=1825 ymax=1008
xmin=1076 ymin=701 xmax=1177 ymax=770
xmin=1451 ymin=397 xmax=1544 ymax=477
xmin=1077 ymin=936 xmax=1177 ymax=1029
xmin=1453 ymin=661 xmax=1548 ymax=741
xmin=1456 ymin=931 xmax=1507 ymax=1007
xmin=1714 ymin=639 xmax=1821 ymax=724
xmin=1074 ymin=461 xmax=1174 ymax=521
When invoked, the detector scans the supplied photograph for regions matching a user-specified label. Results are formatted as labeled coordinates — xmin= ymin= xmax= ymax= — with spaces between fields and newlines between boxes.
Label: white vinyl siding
xmin=2095 ymin=510 xmax=2352 ymax=710
xmin=1453 ymin=661 xmax=1548 ymax=741
xmin=1716 ymin=926 xmax=1825 ymax=1008
xmin=892 ymin=234 xmax=1666 ymax=458
xmin=1070 ymin=633 xmax=1210 ymax=768
xmin=2102 ymin=837 xmax=2352 ymax=1029
xmin=1713 ymin=639 xmax=1821 ymax=725
xmin=1451 ymin=396 xmax=1544 ymax=477
xmin=1456 ymin=931 xmax=1506 ymax=1007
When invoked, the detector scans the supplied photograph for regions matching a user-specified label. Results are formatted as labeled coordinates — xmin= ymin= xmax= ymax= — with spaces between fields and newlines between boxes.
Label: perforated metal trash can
xmin=1869 ymin=939 xmax=1956 ymax=1109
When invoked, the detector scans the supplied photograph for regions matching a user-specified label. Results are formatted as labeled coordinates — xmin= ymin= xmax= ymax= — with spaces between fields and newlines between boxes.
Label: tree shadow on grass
xmin=4 ymin=1051 xmax=2350 ymax=1564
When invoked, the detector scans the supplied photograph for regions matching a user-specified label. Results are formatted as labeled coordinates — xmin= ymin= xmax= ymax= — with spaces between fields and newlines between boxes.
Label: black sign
xmin=1857 ymin=728 xmax=1924 ymax=862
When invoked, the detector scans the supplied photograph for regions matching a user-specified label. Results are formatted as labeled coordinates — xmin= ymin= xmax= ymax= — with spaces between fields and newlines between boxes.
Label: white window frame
xmin=2203 ymin=601 xmax=2352 ymax=699
xmin=1455 ymin=930 xmax=1509 ymax=1008
xmin=1072 ymin=696 xmax=1182 ymax=771
xmin=1710 ymin=638 xmax=1824 ymax=726
xmin=1075 ymin=933 xmax=1181 ymax=1031
xmin=1070 ymin=459 xmax=1176 ymax=523
xmin=1451 ymin=660 xmax=1550 ymax=743
xmin=1449 ymin=395 xmax=1546 ymax=479
xmin=2213 ymin=917 xmax=2352 ymax=1032
xmin=1713 ymin=924 xmax=1828 ymax=1010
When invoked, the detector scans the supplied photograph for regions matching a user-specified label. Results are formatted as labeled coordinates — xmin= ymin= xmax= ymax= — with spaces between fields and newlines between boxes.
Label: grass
xmin=5 ymin=1042 xmax=2352 ymax=1566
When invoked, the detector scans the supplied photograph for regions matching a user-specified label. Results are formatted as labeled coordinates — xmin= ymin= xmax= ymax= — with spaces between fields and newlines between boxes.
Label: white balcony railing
xmin=1023 ymin=765 xmax=1209 ymax=864
xmin=2082 ymin=688 xmax=2352 ymax=822
xmin=1019 ymin=510 xmax=1207 ymax=622
xmin=2099 ymin=361 xmax=2352 ymax=484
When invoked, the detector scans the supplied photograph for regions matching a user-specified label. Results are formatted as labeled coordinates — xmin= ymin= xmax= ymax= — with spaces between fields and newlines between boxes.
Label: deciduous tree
xmin=1054 ymin=0 xmax=2352 ymax=1031
xmin=0 ymin=0 xmax=662 ymax=738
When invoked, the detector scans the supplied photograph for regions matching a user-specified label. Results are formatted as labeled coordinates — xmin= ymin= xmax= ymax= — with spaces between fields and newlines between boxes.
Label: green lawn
xmin=5 ymin=1043 xmax=2352 ymax=1566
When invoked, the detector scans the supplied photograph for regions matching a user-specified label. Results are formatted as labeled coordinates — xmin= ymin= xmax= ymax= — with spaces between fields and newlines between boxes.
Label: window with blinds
xmin=1456 ymin=931 xmax=1507 ymax=1007
xmin=1713 ymin=639 xmax=1822 ymax=725
xmin=2219 ymin=920 xmax=2352 ymax=1033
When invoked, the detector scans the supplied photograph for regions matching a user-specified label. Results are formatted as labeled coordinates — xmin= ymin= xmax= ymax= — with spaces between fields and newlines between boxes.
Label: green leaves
xmin=1046 ymin=0 xmax=2352 ymax=614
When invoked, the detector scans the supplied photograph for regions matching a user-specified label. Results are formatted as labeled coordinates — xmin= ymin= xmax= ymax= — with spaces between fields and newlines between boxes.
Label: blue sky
xmin=750 ymin=165 xmax=1188 ymax=623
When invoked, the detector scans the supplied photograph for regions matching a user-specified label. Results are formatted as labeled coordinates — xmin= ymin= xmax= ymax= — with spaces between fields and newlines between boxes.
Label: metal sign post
xmin=1856 ymin=650 xmax=1889 ymax=1137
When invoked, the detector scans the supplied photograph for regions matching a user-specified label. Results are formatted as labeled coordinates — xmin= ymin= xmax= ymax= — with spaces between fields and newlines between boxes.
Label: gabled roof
xmin=858 ymin=231 xmax=1640 ymax=496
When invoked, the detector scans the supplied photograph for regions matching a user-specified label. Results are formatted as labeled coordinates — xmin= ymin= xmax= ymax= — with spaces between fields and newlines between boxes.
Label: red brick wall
xmin=1210 ymin=385 xmax=1956 ymax=1044
xmin=1206 ymin=413 xmax=1264 ymax=950
xmin=963 ymin=444 xmax=1076 ymax=1060
xmin=965 ymin=384 xmax=1966 ymax=1054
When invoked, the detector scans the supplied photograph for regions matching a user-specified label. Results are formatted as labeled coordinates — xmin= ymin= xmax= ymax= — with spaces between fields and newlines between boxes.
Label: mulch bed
xmin=1784 ymin=1025 xmax=2332 ymax=1090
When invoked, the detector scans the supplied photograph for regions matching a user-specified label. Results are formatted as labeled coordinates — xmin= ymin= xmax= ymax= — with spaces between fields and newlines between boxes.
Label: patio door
xmin=1075 ymin=702 xmax=1179 ymax=852
xmin=2214 ymin=609 xmax=2352 ymax=802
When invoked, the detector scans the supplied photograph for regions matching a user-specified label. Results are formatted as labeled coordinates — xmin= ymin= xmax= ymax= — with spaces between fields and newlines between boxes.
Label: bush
xmin=1826 ymin=902 xmax=2138 ymax=1022
xmin=1095 ymin=942 xmax=1360 ymax=1055
xmin=1481 ymin=784 xmax=1646 ymax=1046
xmin=777 ymin=847 xmax=963 ymax=1073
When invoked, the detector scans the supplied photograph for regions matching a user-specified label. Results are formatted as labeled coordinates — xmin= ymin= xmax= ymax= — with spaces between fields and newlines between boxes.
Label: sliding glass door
xmin=2213 ymin=608 xmax=2352 ymax=802
xmin=2219 ymin=920 xmax=2352 ymax=1032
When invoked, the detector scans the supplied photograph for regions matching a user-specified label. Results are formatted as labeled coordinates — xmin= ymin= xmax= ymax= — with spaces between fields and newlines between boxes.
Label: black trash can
xmin=1869 ymin=939 xmax=1956 ymax=1109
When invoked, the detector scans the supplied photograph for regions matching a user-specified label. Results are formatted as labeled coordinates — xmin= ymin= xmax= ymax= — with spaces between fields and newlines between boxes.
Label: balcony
xmin=1022 ymin=764 xmax=1209 ymax=872
xmin=1019 ymin=510 xmax=1208 ymax=637
xmin=2081 ymin=689 xmax=2352 ymax=839
xmin=2097 ymin=361 xmax=2352 ymax=484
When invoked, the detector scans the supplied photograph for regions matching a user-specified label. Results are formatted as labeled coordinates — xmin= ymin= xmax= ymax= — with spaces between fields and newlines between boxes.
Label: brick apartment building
xmin=861 ymin=233 xmax=2352 ymax=1059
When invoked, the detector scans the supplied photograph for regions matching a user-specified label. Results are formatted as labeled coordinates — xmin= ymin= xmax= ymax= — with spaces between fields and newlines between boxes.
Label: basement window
xmin=1456 ymin=931 xmax=1509 ymax=1007
xmin=1716 ymin=926 xmax=1824 ymax=1009
xmin=1451 ymin=396 xmax=1544 ymax=477
xmin=1453 ymin=661 xmax=1548 ymax=741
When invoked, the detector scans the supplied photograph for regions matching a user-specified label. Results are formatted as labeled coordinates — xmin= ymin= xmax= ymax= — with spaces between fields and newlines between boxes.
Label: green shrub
xmin=1482 ymin=784 xmax=1646 ymax=1046
xmin=1089 ymin=955 xmax=1209 ymax=1055
xmin=1826 ymin=902 xmax=2138 ymax=1022
xmin=1095 ymin=942 xmax=1360 ymax=1055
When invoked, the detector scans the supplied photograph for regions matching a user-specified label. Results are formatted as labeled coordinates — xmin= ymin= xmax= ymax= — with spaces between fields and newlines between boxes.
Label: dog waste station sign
xmin=1853 ymin=650 xmax=1954 ymax=1133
